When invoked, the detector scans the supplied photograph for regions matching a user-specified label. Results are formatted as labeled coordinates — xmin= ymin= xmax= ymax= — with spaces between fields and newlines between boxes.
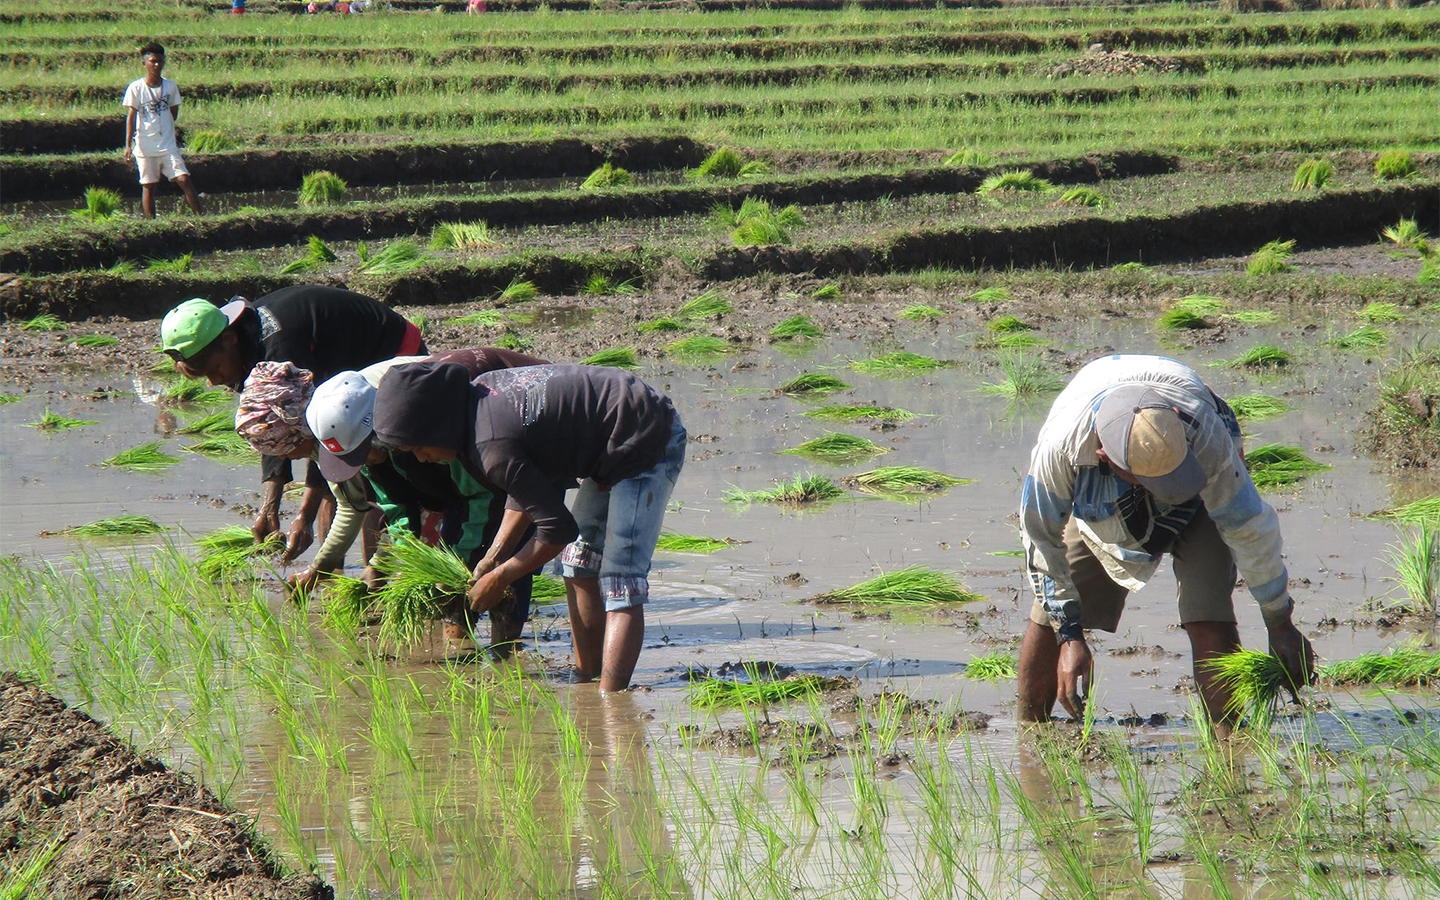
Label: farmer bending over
xmin=371 ymin=362 xmax=687 ymax=691
xmin=1017 ymin=354 xmax=1314 ymax=732
xmin=161 ymin=285 xmax=423 ymax=561
xmin=123 ymin=42 xmax=202 ymax=218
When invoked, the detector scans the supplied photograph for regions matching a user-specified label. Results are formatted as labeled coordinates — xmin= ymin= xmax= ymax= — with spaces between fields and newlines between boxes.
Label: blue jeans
xmin=561 ymin=414 xmax=686 ymax=611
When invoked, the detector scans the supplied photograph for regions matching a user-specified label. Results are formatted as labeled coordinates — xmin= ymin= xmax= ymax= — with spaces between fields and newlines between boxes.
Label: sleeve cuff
xmin=1056 ymin=620 xmax=1084 ymax=644
xmin=1259 ymin=594 xmax=1294 ymax=627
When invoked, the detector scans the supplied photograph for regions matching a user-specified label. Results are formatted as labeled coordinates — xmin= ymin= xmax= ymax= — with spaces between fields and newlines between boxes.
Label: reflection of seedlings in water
xmin=1381 ymin=524 xmax=1437 ymax=616
xmin=666 ymin=334 xmax=729 ymax=359
xmin=162 ymin=378 xmax=229 ymax=406
xmin=277 ymin=235 xmax=338 ymax=275
xmin=962 ymin=652 xmax=1018 ymax=680
xmin=1320 ymin=648 xmax=1440 ymax=686
xmin=372 ymin=532 xmax=471 ymax=647
xmin=780 ymin=432 xmax=890 ymax=464
xmin=581 ymin=274 xmax=637 ymax=296
xmin=1218 ymin=344 xmax=1291 ymax=370
xmin=429 ymin=220 xmax=500 ymax=251
xmin=770 ymin=315 xmax=823 ymax=340
xmin=321 ymin=576 xmax=373 ymax=633
xmin=26 ymin=408 xmax=98 ymax=431
xmin=195 ymin=525 xmax=282 ymax=581
xmin=899 ymin=304 xmax=944 ymax=322
xmin=1223 ymin=310 xmax=1278 ymax=326
xmin=979 ymin=354 xmax=1064 ymax=399
xmin=1247 ymin=238 xmax=1295 ymax=276
xmin=1245 ymin=443 xmax=1330 ymax=489
xmin=1156 ymin=307 xmax=1210 ymax=331
xmin=581 ymin=348 xmax=639 ymax=369
xmin=176 ymin=408 xmax=236 ymax=435
xmin=850 ymin=351 xmax=948 ymax=376
xmin=20 ymin=314 xmax=65 ymax=332
xmin=71 ymin=334 xmax=119 ymax=347
xmin=986 ymin=315 xmax=1032 ymax=333
xmin=811 ymin=283 xmax=841 ymax=300
xmin=779 ymin=373 xmax=849 ymax=396
xmin=101 ymin=441 xmax=181 ymax=474
xmin=812 ymin=566 xmax=982 ymax=606
xmin=494 ymin=278 xmax=538 ymax=304
xmin=655 ymin=532 xmax=735 ymax=554
xmin=844 ymin=465 xmax=971 ymax=496
xmin=724 ymin=474 xmax=845 ymax=506
xmin=1359 ymin=301 xmax=1403 ymax=324
xmin=49 ymin=515 xmax=165 ymax=538
xmin=968 ymin=286 xmax=1012 ymax=303
xmin=1331 ymin=324 xmax=1388 ymax=353
xmin=1202 ymin=649 xmax=1289 ymax=724
xmin=1371 ymin=497 xmax=1440 ymax=528
xmin=186 ymin=431 xmax=261 ymax=465
xmin=451 ymin=309 xmax=504 ymax=327
xmin=1228 ymin=393 xmax=1293 ymax=423
xmin=532 ymin=573 xmax=565 ymax=599
xmin=803 ymin=404 xmax=914 ymax=424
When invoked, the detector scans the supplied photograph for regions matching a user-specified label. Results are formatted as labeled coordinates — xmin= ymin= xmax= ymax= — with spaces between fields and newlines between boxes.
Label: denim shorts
xmin=560 ymin=413 xmax=686 ymax=610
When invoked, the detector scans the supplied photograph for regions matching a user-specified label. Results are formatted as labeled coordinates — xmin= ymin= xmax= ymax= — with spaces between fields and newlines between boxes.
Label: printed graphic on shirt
xmin=257 ymin=306 xmax=280 ymax=342
xmin=479 ymin=366 xmax=553 ymax=426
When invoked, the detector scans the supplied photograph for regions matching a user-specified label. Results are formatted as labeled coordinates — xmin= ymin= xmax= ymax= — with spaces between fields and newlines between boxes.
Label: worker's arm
xmin=123 ymin=108 xmax=137 ymax=160
xmin=467 ymin=446 xmax=573 ymax=611
xmin=289 ymin=478 xmax=372 ymax=591
xmin=1021 ymin=442 xmax=1089 ymax=718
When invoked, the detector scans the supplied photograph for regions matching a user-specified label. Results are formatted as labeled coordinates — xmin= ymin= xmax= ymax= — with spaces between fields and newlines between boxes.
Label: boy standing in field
xmin=123 ymin=42 xmax=202 ymax=218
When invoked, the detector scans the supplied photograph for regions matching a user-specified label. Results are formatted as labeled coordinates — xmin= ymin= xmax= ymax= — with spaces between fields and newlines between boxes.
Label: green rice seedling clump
xmin=195 ymin=525 xmax=281 ymax=580
xmin=989 ymin=332 xmax=1051 ymax=350
xmin=850 ymin=351 xmax=947 ymax=376
xmin=1247 ymin=239 xmax=1296 ymax=276
xmin=688 ymin=673 xmax=833 ymax=709
xmin=730 ymin=201 xmax=804 ymax=247
xmin=637 ymin=316 xmax=683 ymax=333
xmin=581 ymin=274 xmax=637 ymax=296
xmin=1112 ymin=261 xmax=1149 ymax=272
xmin=780 ymin=432 xmax=890 ymax=464
xmin=811 ymin=283 xmax=841 ymax=300
xmin=1292 ymin=158 xmax=1333 ymax=191
xmin=495 ymin=278 xmax=539 ymax=303
xmin=771 ymin=315 xmax=823 ymax=340
xmin=429 ymin=220 xmax=499 ymax=251
xmin=452 ymin=309 xmax=504 ymax=327
xmin=1057 ymin=187 xmax=1107 ymax=208
xmin=964 ymin=652 xmax=1019 ymax=680
xmin=780 ymin=373 xmax=849 ymax=395
xmin=900 ymin=304 xmax=944 ymax=321
xmin=298 ymin=170 xmax=347 ymax=206
xmin=532 ymin=573 xmax=565 ymax=600
xmin=1360 ymin=301 xmax=1403 ymax=323
xmin=105 ymin=260 xmax=139 ymax=276
xmin=1223 ymin=345 xmax=1291 ymax=369
xmin=1225 ymin=309 xmax=1279 ymax=325
xmin=147 ymin=253 xmax=193 ymax=274
xmin=582 ymin=162 xmax=634 ymax=189
xmin=977 ymin=170 xmax=1054 ymax=194
xmin=187 ymin=130 xmax=235 ymax=153
xmin=372 ymin=532 xmax=472 ymax=647
xmin=26 ymin=408 xmax=97 ymax=430
xmin=944 ymin=148 xmax=996 ymax=167
xmin=1245 ymin=443 xmax=1331 ymax=489
xmin=71 ymin=334 xmax=119 ymax=347
xmin=968 ymin=286 xmax=1013 ymax=303
xmin=0 ymin=394 xmax=20 ymax=405
xmin=356 ymin=239 xmax=427 ymax=276
xmin=1373 ymin=497 xmax=1440 ymax=528
xmin=692 ymin=146 xmax=770 ymax=179
xmin=278 ymin=235 xmax=338 ymax=275
xmin=1157 ymin=307 xmax=1210 ymax=331
xmin=1175 ymin=294 xmax=1228 ymax=316
xmin=1382 ymin=217 xmax=1425 ymax=250
xmin=1332 ymin=324 xmax=1388 ymax=352
xmin=1383 ymin=523 xmax=1437 ymax=616
xmin=845 ymin=466 xmax=971 ymax=494
xmin=814 ymin=566 xmax=982 ymax=606
xmin=59 ymin=515 xmax=165 ymax=537
xmin=655 ymin=532 xmax=733 ymax=553
xmin=666 ymin=335 xmax=729 ymax=358
xmin=1228 ymin=393 xmax=1292 ymax=422
xmin=1320 ymin=648 xmax=1440 ymax=686
xmin=102 ymin=441 xmax=181 ymax=474
xmin=677 ymin=290 xmax=733 ymax=322
xmin=187 ymin=431 xmax=262 ymax=465
xmin=162 ymin=377 xmax=228 ymax=406
xmin=803 ymin=404 xmax=914 ymax=424
xmin=1203 ymin=649 xmax=1291 ymax=723
xmin=321 ymin=576 xmax=373 ymax=633
xmin=725 ymin=474 xmax=845 ymax=505
xmin=21 ymin=314 xmax=66 ymax=332
xmin=987 ymin=315 xmax=1032 ymax=333
xmin=496 ymin=329 xmax=532 ymax=351
xmin=76 ymin=186 xmax=122 ymax=222
xmin=582 ymin=348 xmax=639 ymax=369
xmin=980 ymin=353 xmax=1064 ymax=399
xmin=1375 ymin=150 xmax=1417 ymax=181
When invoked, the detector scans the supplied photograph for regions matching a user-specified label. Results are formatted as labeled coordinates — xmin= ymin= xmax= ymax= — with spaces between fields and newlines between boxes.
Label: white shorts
xmin=136 ymin=152 xmax=189 ymax=185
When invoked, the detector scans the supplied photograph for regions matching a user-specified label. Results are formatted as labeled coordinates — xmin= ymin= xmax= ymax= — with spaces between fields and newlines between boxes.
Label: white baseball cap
xmin=307 ymin=371 xmax=376 ymax=482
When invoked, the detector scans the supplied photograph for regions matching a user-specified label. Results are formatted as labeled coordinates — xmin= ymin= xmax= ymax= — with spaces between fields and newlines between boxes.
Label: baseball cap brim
xmin=316 ymin=431 xmax=373 ymax=482
xmin=1133 ymin=449 xmax=1207 ymax=505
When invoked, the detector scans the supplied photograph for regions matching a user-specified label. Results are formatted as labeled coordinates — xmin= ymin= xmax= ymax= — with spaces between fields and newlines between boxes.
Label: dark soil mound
xmin=0 ymin=673 xmax=332 ymax=900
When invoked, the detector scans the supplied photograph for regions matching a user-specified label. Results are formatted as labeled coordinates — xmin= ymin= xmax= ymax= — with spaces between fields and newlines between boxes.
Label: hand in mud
xmin=361 ymin=565 xmax=385 ymax=592
xmin=287 ymin=568 xmax=321 ymax=596
xmin=1056 ymin=638 xmax=1094 ymax=720
xmin=1266 ymin=618 xmax=1316 ymax=702
xmin=253 ymin=480 xmax=284 ymax=543
xmin=467 ymin=569 xmax=508 ymax=614
xmin=282 ymin=517 xmax=314 ymax=564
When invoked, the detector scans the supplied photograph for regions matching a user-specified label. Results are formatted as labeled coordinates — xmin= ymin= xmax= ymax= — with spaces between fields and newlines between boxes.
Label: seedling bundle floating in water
xmin=844 ymin=466 xmax=972 ymax=496
xmin=1319 ymin=648 xmax=1440 ymax=686
xmin=687 ymin=671 xmax=841 ymax=710
xmin=1371 ymin=497 xmax=1440 ymax=528
xmin=812 ymin=566 xmax=982 ymax=606
xmin=850 ymin=352 xmax=947 ymax=377
xmin=802 ymin=405 xmax=915 ymax=424
xmin=780 ymin=432 xmax=890 ymax=464
xmin=779 ymin=373 xmax=850 ymax=396
xmin=372 ymin=532 xmax=473 ymax=647
xmin=963 ymin=652 xmax=1019 ymax=680
xmin=724 ymin=474 xmax=845 ymax=506
xmin=102 ymin=441 xmax=181 ymax=474
xmin=655 ymin=532 xmax=734 ymax=554
xmin=1220 ymin=345 xmax=1291 ymax=370
xmin=1228 ymin=393 xmax=1293 ymax=423
xmin=770 ymin=315 xmax=823 ymax=341
xmin=52 ymin=515 xmax=165 ymax=538
xmin=581 ymin=348 xmax=639 ymax=370
xmin=1245 ymin=443 xmax=1330 ymax=489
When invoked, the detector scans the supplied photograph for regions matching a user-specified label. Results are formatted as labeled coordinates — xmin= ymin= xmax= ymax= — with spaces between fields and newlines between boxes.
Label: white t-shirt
xmin=122 ymin=77 xmax=181 ymax=157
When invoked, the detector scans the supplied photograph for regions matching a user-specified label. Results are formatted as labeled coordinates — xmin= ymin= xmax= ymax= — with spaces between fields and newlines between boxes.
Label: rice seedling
xmin=666 ymin=335 xmax=729 ymax=358
xmin=581 ymin=347 xmax=639 ymax=369
xmin=977 ymin=170 xmax=1054 ymax=194
xmin=724 ymin=474 xmax=845 ymax=505
xmin=844 ymin=466 xmax=971 ymax=494
xmin=1332 ymin=324 xmax=1388 ymax=352
xmin=429 ymin=220 xmax=500 ymax=251
xmin=963 ymin=652 xmax=1018 ymax=680
xmin=986 ymin=315 xmax=1032 ymax=333
xmin=1228 ymin=393 xmax=1293 ymax=422
xmin=581 ymin=162 xmax=633 ymax=189
xmin=187 ymin=430 xmax=262 ymax=465
xmin=1111 ymin=261 xmax=1149 ymax=272
xmin=101 ymin=441 xmax=181 ymax=474
xmin=812 ymin=566 xmax=982 ymax=606
xmin=76 ymin=186 xmax=122 ymax=222
xmin=298 ymin=170 xmax=347 ymax=206
xmin=486 ymin=278 xmax=537 ymax=304
xmin=1157 ymin=307 xmax=1210 ymax=331
xmin=979 ymin=353 xmax=1064 ymax=399
xmin=407 ymin=314 xmax=430 ymax=338
xmin=321 ymin=576 xmax=372 ymax=633
xmin=655 ymin=532 xmax=733 ymax=554
xmin=146 ymin=253 xmax=193 ymax=274
xmin=0 ymin=833 xmax=64 ymax=898
xmin=1382 ymin=524 xmax=1437 ymax=616
xmin=900 ymin=304 xmax=944 ymax=321
xmin=496 ymin=329 xmax=532 ymax=351
xmin=1056 ymin=187 xmax=1107 ymax=208
xmin=98 ymin=258 xmax=136 ymax=277
xmin=850 ymin=351 xmax=947 ymax=376
xmin=636 ymin=315 xmax=683 ymax=333
xmin=989 ymin=332 xmax=1051 ymax=350
xmin=1320 ymin=648 xmax=1440 ymax=686
xmin=581 ymin=274 xmax=637 ymax=296
xmin=57 ymin=515 xmax=165 ymax=537
xmin=162 ymin=377 xmax=229 ymax=405
xmin=988 ymin=549 xmax=1025 ymax=557
xmin=20 ymin=314 xmax=65 ymax=332
xmin=944 ymin=148 xmax=997 ymax=167
xmin=1372 ymin=497 xmax=1440 ymax=528
xmin=1247 ymin=239 xmax=1296 ymax=276
xmin=730 ymin=201 xmax=804 ymax=247
xmin=968 ymin=286 xmax=1012 ymax=303
xmin=70 ymin=334 xmax=119 ymax=347
xmin=1292 ymin=158 xmax=1333 ymax=191
xmin=676 ymin=289 xmax=732 ymax=322
xmin=25 ymin=408 xmax=96 ymax=430
xmin=1221 ymin=345 xmax=1291 ymax=369
xmin=688 ymin=672 xmax=831 ymax=710
xmin=691 ymin=146 xmax=770 ymax=180
xmin=779 ymin=373 xmax=849 ymax=395
xmin=0 ymin=394 xmax=20 ymax=405
xmin=195 ymin=525 xmax=281 ymax=580
xmin=372 ymin=532 xmax=472 ymax=647
xmin=802 ymin=404 xmax=914 ymax=424
xmin=1224 ymin=309 xmax=1279 ymax=325
xmin=780 ymin=432 xmax=890 ymax=464
xmin=811 ymin=283 xmax=841 ymax=300
xmin=451 ymin=309 xmax=504 ymax=327
xmin=1202 ymin=649 xmax=1293 ymax=723
xmin=1375 ymin=150 xmax=1417 ymax=181
xmin=356 ymin=238 xmax=427 ymax=276
xmin=1360 ymin=301 xmax=1403 ymax=323
xmin=1175 ymin=294 xmax=1228 ymax=316
xmin=770 ymin=315 xmax=823 ymax=340
xmin=532 ymin=573 xmax=565 ymax=600
xmin=1382 ymin=217 xmax=1426 ymax=250
xmin=1245 ymin=443 xmax=1331 ymax=489
xmin=186 ymin=130 xmax=235 ymax=153
xmin=277 ymin=235 xmax=337 ymax=275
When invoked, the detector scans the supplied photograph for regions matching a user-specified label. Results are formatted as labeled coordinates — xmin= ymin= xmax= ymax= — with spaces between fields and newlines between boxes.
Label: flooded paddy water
xmin=2 ymin=308 xmax=1438 ymax=898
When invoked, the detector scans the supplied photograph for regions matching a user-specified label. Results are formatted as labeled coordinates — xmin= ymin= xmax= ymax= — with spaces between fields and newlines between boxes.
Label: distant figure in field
xmin=122 ymin=42 xmax=202 ymax=219
xmin=231 ymin=0 xmax=246 ymax=14
xmin=468 ymin=0 xmax=488 ymax=13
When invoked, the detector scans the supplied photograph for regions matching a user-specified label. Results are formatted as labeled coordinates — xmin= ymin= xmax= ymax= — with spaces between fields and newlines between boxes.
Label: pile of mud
xmin=1046 ymin=48 xmax=1185 ymax=78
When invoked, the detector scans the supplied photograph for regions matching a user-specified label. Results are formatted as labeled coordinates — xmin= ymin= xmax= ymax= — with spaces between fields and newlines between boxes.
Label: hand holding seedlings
xmin=287 ymin=567 xmax=322 ymax=595
xmin=1057 ymin=639 xmax=1094 ymax=720
xmin=467 ymin=568 xmax=508 ymax=614
xmin=253 ymin=480 xmax=284 ymax=543
xmin=1266 ymin=615 xmax=1317 ymax=700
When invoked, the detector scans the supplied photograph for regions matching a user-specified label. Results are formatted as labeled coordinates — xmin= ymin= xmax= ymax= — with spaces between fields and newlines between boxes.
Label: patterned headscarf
xmin=235 ymin=361 xmax=315 ymax=457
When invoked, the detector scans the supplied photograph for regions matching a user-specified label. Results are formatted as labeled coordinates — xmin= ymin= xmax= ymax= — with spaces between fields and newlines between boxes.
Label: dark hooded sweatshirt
xmin=373 ymin=362 xmax=676 ymax=546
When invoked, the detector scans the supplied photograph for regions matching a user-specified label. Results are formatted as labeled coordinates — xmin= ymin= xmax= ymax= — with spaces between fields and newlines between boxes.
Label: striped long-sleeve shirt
xmin=1020 ymin=354 xmax=1293 ymax=643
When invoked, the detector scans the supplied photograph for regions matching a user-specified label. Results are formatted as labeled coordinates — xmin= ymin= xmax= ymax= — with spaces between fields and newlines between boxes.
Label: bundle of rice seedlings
xmin=1374 ymin=150 xmax=1417 ymax=181
xmin=1247 ymin=239 xmax=1295 ymax=276
xmin=900 ymin=304 xmax=944 ymax=321
xmin=688 ymin=671 xmax=833 ymax=710
xmin=1332 ymin=324 xmax=1388 ymax=352
xmin=1292 ymin=158 xmax=1332 ymax=191
xmin=850 ymin=351 xmax=947 ymax=376
xmin=721 ymin=200 xmax=803 ymax=247
xmin=452 ymin=309 xmax=504 ymax=327
xmin=581 ymin=274 xmax=638 ymax=296
xmin=26 ymin=408 xmax=97 ymax=430
xmin=21 ymin=314 xmax=66 ymax=332
xmin=187 ymin=431 xmax=261 ymax=465
xmin=780 ymin=432 xmax=890 ymax=464
xmin=812 ymin=566 xmax=982 ymax=606
xmin=977 ymin=170 xmax=1054 ymax=194
xmin=1224 ymin=309 xmax=1279 ymax=325
xmin=666 ymin=335 xmax=729 ymax=358
xmin=1384 ymin=524 xmax=1437 ymax=616
xmin=1057 ymin=187 xmax=1107 ymax=208
xmin=1382 ymin=217 xmax=1426 ymax=250
xmin=811 ymin=283 xmax=841 ymax=300
xmin=1245 ymin=443 xmax=1330 ymax=489
xmin=1227 ymin=393 xmax=1292 ymax=422
xmin=490 ymin=278 xmax=536 ymax=303
xmin=691 ymin=146 xmax=771 ymax=180
xmin=677 ymin=289 xmax=733 ymax=322
xmin=356 ymin=239 xmax=427 ymax=276
xmin=581 ymin=162 xmax=634 ymax=190
xmin=803 ymin=405 xmax=914 ymax=424
xmin=1320 ymin=648 xmax=1440 ymax=686
xmin=277 ymin=235 xmax=338 ymax=275
xmin=968 ymin=286 xmax=1012 ymax=303
xmin=770 ymin=315 xmax=823 ymax=340
xmin=162 ymin=377 xmax=229 ymax=406
xmin=980 ymin=353 xmax=1064 ymax=399
xmin=987 ymin=315 xmax=1032 ymax=333
xmin=76 ymin=187 xmax=122 ymax=222
xmin=1157 ymin=307 xmax=1210 ymax=331
xmin=1359 ymin=301 xmax=1403 ymax=323
xmin=0 ymin=394 xmax=20 ymax=405
xmin=429 ymin=220 xmax=500 ymax=251
xmin=147 ymin=253 xmax=193 ymax=274
xmin=780 ymin=373 xmax=850 ymax=395
xmin=58 ymin=515 xmax=165 ymax=537
xmin=102 ymin=441 xmax=181 ymax=474
xmin=724 ymin=474 xmax=845 ymax=505
xmin=532 ymin=573 xmax=565 ymax=600
xmin=637 ymin=316 xmax=684 ymax=333
xmin=1221 ymin=345 xmax=1290 ymax=369
xmin=844 ymin=466 xmax=971 ymax=495
xmin=944 ymin=148 xmax=997 ymax=167
xmin=988 ymin=332 xmax=1051 ymax=350
xmin=187 ymin=130 xmax=235 ymax=153
xmin=1371 ymin=497 xmax=1440 ymax=528
xmin=1175 ymin=294 xmax=1228 ymax=317
xmin=1111 ymin=261 xmax=1149 ymax=272
xmin=656 ymin=532 xmax=734 ymax=553
xmin=71 ymin=334 xmax=119 ymax=347
xmin=497 ymin=329 xmax=532 ymax=351
xmin=372 ymin=532 xmax=472 ymax=647
xmin=408 ymin=314 xmax=431 ymax=338
xmin=195 ymin=524 xmax=281 ymax=581
xmin=298 ymin=170 xmax=347 ymax=206
xmin=1202 ymin=649 xmax=1292 ymax=722
xmin=321 ymin=576 xmax=373 ymax=633
xmin=963 ymin=652 xmax=1019 ymax=680
xmin=582 ymin=348 xmax=639 ymax=369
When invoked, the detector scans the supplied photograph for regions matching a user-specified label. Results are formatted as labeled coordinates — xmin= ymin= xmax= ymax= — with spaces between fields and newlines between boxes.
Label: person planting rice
xmin=371 ymin=362 xmax=687 ymax=692
xmin=1016 ymin=354 xmax=1314 ymax=732
xmin=123 ymin=42 xmax=202 ymax=219
xmin=160 ymin=285 xmax=424 ymax=561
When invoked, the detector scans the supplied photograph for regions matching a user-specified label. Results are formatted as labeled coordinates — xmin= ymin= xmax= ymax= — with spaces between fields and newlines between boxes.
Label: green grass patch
xmin=963 ymin=652 xmax=1019 ymax=680
xmin=724 ymin=474 xmax=845 ymax=506
xmin=900 ymin=304 xmax=944 ymax=322
xmin=779 ymin=373 xmax=849 ymax=396
xmin=980 ymin=353 xmax=1064 ymax=399
xmin=1375 ymin=150 xmax=1417 ymax=181
xmin=771 ymin=315 xmax=823 ymax=340
xmin=581 ymin=162 xmax=633 ymax=190
xmin=813 ymin=566 xmax=982 ymax=606
xmin=429 ymin=220 xmax=499 ymax=251
xmin=1057 ymin=187 xmax=1106 ymax=208
xmin=1245 ymin=443 xmax=1330 ymax=489
xmin=850 ymin=351 xmax=947 ymax=376
xmin=26 ymin=408 xmax=97 ymax=430
xmin=187 ymin=130 xmax=235 ymax=153
xmin=688 ymin=671 xmax=834 ymax=710
xmin=655 ymin=531 xmax=734 ymax=554
xmin=147 ymin=253 xmax=193 ymax=274
xmin=1220 ymin=345 xmax=1291 ymax=370
xmin=278 ymin=235 xmax=337 ymax=275
xmin=1359 ymin=301 xmax=1403 ymax=323
xmin=1292 ymin=158 xmax=1333 ymax=191
xmin=452 ymin=309 xmax=504 ymax=327
xmin=57 ymin=515 xmax=165 ymax=538
xmin=1321 ymin=648 xmax=1440 ymax=686
xmin=299 ymin=170 xmax=347 ymax=206
xmin=978 ymin=169 xmax=1054 ymax=194
xmin=102 ymin=441 xmax=181 ymax=474
xmin=1332 ymin=324 xmax=1388 ymax=352
xmin=582 ymin=348 xmax=639 ymax=369
xmin=21 ymin=314 xmax=66 ymax=332
xmin=780 ymin=432 xmax=890 ymax=464
xmin=666 ymin=335 xmax=729 ymax=358
xmin=1228 ymin=393 xmax=1292 ymax=423
xmin=371 ymin=532 xmax=472 ymax=647
xmin=1247 ymin=239 xmax=1296 ymax=276
xmin=968 ymin=286 xmax=1012 ymax=304
xmin=1112 ymin=262 xmax=1149 ymax=272
xmin=802 ymin=404 xmax=914 ymax=424
xmin=844 ymin=466 xmax=972 ymax=495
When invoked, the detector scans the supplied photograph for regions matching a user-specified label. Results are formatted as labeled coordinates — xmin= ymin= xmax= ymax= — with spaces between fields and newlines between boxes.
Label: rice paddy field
xmin=3 ymin=0 xmax=1440 ymax=898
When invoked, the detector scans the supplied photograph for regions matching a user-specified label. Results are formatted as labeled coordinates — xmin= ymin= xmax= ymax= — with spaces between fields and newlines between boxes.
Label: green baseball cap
xmin=160 ymin=298 xmax=240 ymax=358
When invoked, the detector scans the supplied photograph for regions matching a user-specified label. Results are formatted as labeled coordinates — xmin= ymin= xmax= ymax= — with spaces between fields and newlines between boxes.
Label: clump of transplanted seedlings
xmin=688 ymin=669 xmax=836 ymax=710
xmin=812 ymin=566 xmax=982 ymax=606
xmin=162 ymin=377 xmax=229 ymax=406
xmin=1227 ymin=393 xmax=1293 ymax=422
xmin=1247 ymin=239 xmax=1295 ymax=275
xmin=1374 ymin=149 xmax=1417 ymax=181
xmin=779 ymin=373 xmax=850 ymax=396
xmin=148 ymin=254 xmax=194 ymax=274
xmin=186 ymin=430 xmax=261 ymax=465
xmin=71 ymin=334 xmax=119 ymax=348
xmin=495 ymin=278 xmax=539 ymax=303
xmin=1221 ymin=345 xmax=1291 ymax=370
xmin=20 ymin=314 xmax=65 ymax=332
xmin=582 ymin=162 xmax=634 ymax=189
xmin=963 ymin=652 xmax=1018 ymax=680
xmin=356 ymin=239 xmax=427 ymax=276
xmin=980 ymin=353 xmax=1064 ymax=399
xmin=724 ymin=474 xmax=846 ymax=506
xmin=944 ymin=148 xmax=996 ymax=167
xmin=811 ymin=283 xmax=841 ymax=300
xmin=582 ymin=274 xmax=637 ymax=296
xmin=195 ymin=524 xmax=282 ymax=581
xmin=1203 ymin=649 xmax=1293 ymax=723
xmin=105 ymin=260 xmax=139 ymax=276
xmin=691 ymin=146 xmax=771 ymax=180
xmin=278 ymin=236 xmax=337 ymax=275
xmin=452 ymin=309 xmax=504 ymax=327
xmin=1372 ymin=497 xmax=1440 ymax=528
xmin=655 ymin=532 xmax=735 ymax=553
xmin=725 ymin=199 xmax=805 ymax=247
xmin=26 ymin=408 xmax=97 ymax=430
xmin=102 ymin=441 xmax=181 ymax=474
xmin=977 ymin=170 xmax=1054 ymax=194
xmin=987 ymin=315 xmax=1032 ymax=333
xmin=780 ymin=432 xmax=890 ymax=464
xmin=968 ymin=286 xmax=1012 ymax=303
xmin=1056 ymin=187 xmax=1107 ymax=208
xmin=1360 ymin=301 xmax=1403 ymax=323
xmin=1291 ymin=158 xmax=1332 ymax=191
xmin=771 ymin=315 xmax=823 ymax=340
xmin=1320 ymin=647 xmax=1440 ymax=686
xmin=299 ymin=170 xmax=347 ymax=206
xmin=372 ymin=532 xmax=473 ymax=646
xmin=850 ymin=351 xmax=947 ymax=376
xmin=1382 ymin=524 xmax=1437 ymax=616
xmin=844 ymin=466 xmax=972 ymax=496
xmin=321 ymin=576 xmax=373 ymax=633
xmin=1332 ymin=324 xmax=1388 ymax=352
xmin=803 ymin=404 xmax=915 ymax=424
xmin=1245 ymin=443 xmax=1330 ymax=489
xmin=429 ymin=220 xmax=500 ymax=250
xmin=1112 ymin=261 xmax=1148 ymax=272
xmin=900 ymin=304 xmax=944 ymax=321
xmin=54 ymin=515 xmax=165 ymax=538
xmin=666 ymin=335 xmax=729 ymax=358
xmin=582 ymin=348 xmax=639 ymax=369
xmin=76 ymin=186 xmax=123 ymax=221
xmin=1380 ymin=217 xmax=1439 ymax=282
xmin=988 ymin=332 xmax=1051 ymax=350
